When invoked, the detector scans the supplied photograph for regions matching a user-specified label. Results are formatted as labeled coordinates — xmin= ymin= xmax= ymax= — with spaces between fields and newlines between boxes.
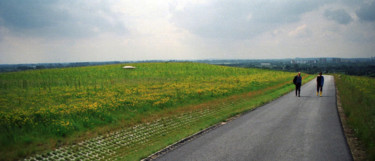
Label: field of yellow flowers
xmin=0 ymin=63 xmax=297 ymax=150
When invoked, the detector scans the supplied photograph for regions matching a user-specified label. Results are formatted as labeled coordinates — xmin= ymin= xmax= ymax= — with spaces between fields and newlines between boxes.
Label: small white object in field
xmin=122 ymin=66 xmax=136 ymax=69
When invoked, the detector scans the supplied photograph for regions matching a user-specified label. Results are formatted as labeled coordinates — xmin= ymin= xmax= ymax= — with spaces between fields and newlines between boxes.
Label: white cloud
xmin=0 ymin=0 xmax=374 ymax=64
xmin=288 ymin=24 xmax=310 ymax=37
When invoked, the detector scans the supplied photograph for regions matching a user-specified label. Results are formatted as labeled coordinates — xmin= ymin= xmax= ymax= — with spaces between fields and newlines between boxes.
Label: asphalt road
xmin=155 ymin=75 xmax=352 ymax=161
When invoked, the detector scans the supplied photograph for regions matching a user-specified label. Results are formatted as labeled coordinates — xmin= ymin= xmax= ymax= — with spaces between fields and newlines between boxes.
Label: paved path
xmin=155 ymin=75 xmax=352 ymax=161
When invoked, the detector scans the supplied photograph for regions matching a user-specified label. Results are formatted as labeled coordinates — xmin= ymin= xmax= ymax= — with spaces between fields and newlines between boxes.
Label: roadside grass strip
xmin=335 ymin=74 xmax=375 ymax=160
xmin=23 ymin=106 xmax=226 ymax=161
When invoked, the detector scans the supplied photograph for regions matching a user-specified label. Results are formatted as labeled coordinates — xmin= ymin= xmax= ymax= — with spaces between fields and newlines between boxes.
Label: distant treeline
xmin=224 ymin=62 xmax=375 ymax=77
xmin=195 ymin=57 xmax=375 ymax=77
xmin=0 ymin=61 xmax=123 ymax=73
xmin=1 ymin=58 xmax=375 ymax=77
xmin=0 ymin=60 xmax=189 ymax=73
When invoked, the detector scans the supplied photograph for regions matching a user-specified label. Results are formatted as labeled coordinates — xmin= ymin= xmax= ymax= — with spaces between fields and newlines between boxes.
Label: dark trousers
xmin=295 ymin=83 xmax=301 ymax=96
xmin=317 ymin=85 xmax=323 ymax=92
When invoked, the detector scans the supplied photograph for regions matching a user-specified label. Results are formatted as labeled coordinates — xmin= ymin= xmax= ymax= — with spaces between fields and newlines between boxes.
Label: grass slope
xmin=335 ymin=74 xmax=375 ymax=160
xmin=0 ymin=62 xmax=309 ymax=160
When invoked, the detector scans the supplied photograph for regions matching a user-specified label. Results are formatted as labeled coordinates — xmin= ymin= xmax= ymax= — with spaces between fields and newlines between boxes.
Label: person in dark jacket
xmin=316 ymin=72 xmax=324 ymax=96
xmin=293 ymin=72 xmax=302 ymax=97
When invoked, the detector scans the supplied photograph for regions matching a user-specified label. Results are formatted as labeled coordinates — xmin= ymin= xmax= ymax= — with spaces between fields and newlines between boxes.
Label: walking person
xmin=293 ymin=72 xmax=302 ymax=97
xmin=316 ymin=72 xmax=324 ymax=96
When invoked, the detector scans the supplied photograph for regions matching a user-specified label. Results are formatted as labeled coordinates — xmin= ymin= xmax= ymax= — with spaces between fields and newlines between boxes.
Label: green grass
xmin=0 ymin=62 xmax=309 ymax=160
xmin=335 ymin=74 xmax=375 ymax=160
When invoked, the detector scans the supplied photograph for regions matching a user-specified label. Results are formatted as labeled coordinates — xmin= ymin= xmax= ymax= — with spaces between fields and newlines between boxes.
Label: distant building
xmin=307 ymin=60 xmax=317 ymax=64
xmin=260 ymin=63 xmax=271 ymax=66
xmin=319 ymin=58 xmax=327 ymax=63
xmin=332 ymin=58 xmax=341 ymax=63
xmin=297 ymin=60 xmax=307 ymax=64
xmin=291 ymin=59 xmax=309 ymax=64
xmin=341 ymin=59 xmax=350 ymax=63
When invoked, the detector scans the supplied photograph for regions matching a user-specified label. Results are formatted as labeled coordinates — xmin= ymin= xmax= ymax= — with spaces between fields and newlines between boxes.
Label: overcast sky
xmin=0 ymin=0 xmax=375 ymax=64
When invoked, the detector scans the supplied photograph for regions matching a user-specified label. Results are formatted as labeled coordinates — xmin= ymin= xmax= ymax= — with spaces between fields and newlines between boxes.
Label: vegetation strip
xmin=23 ymin=101 xmax=237 ymax=160
xmin=334 ymin=74 xmax=375 ymax=160
xmin=140 ymin=108 xmax=241 ymax=161
xmin=335 ymin=87 xmax=365 ymax=161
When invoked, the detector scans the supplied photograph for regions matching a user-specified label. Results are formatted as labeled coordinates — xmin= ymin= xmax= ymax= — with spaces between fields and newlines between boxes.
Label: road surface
xmin=155 ymin=75 xmax=352 ymax=161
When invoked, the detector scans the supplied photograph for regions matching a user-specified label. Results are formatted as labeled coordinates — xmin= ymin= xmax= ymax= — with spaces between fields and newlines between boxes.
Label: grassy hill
xmin=0 ymin=62 xmax=311 ymax=160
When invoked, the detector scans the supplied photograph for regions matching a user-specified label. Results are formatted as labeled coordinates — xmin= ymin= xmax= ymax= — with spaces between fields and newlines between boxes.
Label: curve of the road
xmin=155 ymin=75 xmax=352 ymax=161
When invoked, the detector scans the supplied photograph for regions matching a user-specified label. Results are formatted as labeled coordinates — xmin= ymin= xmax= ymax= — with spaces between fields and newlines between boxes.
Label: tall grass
xmin=0 ymin=62 xmax=298 ymax=158
xmin=335 ymin=74 xmax=375 ymax=160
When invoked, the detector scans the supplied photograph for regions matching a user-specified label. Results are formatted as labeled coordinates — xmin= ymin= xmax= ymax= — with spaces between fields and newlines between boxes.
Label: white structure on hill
xmin=122 ymin=66 xmax=136 ymax=69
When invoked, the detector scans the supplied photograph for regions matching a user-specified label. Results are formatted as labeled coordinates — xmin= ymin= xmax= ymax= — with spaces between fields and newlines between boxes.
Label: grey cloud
xmin=171 ymin=0 xmax=333 ymax=39
xmin=356 ymin=1 xmax=375 ymax=22
xmin=0 ymin=0 xmax=127 ymax=38
xmin=324 ymin=9 xmax=352 ymax=25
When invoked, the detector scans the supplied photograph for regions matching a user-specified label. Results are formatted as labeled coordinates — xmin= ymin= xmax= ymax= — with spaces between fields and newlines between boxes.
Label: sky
xmin=0 ymin=0 xmax=375 ymax=64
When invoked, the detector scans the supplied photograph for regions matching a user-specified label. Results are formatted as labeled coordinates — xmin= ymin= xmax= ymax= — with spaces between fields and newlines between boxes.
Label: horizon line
xmin=0 ymin=56 xmax=374 ymax=65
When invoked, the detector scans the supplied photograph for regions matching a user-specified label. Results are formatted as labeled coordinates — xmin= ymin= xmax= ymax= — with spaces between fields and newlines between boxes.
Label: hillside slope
xmin=0 ymin=63 xmax=308 ymax=159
